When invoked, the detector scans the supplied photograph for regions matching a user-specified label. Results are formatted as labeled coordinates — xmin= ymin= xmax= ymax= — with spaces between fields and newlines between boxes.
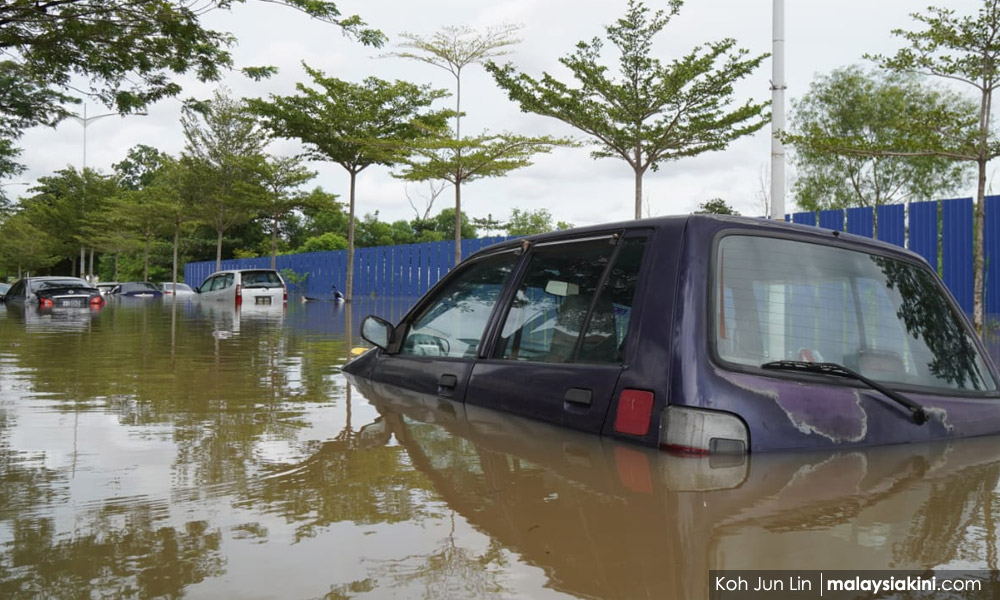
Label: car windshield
xmin=714 ymin=235 xmax=997 ymax=392
xmin=240 ymin=271 xmax=282 ymax=288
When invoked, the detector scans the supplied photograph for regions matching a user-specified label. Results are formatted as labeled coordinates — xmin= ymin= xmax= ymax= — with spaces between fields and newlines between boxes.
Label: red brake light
xmin=614 ymin=389 xmax=654 ymax=436
xmin=90 ymin=296 xmax=104 ymax=306
xmin=39 ymin=297 xmax=54 ymax=308
xmin=235 ymin=283 xmax=242 ymax=306
xmin=283 ymin=286 xmax=287 ymax=303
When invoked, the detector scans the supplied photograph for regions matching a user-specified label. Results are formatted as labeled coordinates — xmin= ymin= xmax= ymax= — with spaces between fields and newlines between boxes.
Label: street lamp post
xmin=68 ymin=103 xmax=145 ymax=280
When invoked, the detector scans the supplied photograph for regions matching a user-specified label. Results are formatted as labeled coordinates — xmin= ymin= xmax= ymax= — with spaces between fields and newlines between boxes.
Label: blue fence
xmin=183 ymin=197 xmax=999 ymax=314
xmin=184 ymin=236 xmax=513 ymax=300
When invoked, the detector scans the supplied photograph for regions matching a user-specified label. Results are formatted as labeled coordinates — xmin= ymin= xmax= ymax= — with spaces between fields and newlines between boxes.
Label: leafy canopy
xmin=487 ymin=0 xmax=769 ymax=218
xmin=787 ymin=66 xmax=973 ymax=211
xmin=0 ymin=0 xmax=384 ymax=179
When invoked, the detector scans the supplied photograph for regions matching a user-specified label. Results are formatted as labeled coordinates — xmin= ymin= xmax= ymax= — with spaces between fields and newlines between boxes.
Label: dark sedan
xmin=2 ymin=276 xmax=104 ymax=309
xmin=111 ymin=282 xmax=164 ymax=298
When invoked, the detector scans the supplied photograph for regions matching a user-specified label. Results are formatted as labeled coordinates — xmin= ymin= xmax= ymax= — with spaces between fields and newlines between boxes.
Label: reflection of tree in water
xmin=0 ymin=508 xmax=223 ymax=599
xmin=873 ymin=256 xmax=987 ymax=388
xmin=895 ymin=461 xmax=1000 ymax=570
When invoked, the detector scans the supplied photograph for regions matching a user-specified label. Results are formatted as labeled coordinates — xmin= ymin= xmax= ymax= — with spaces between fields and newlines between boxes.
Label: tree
xmin=394 ymin=131 xmax=568 ymax=262
xmin=249 ymin=65 xmax=451 ymax=302
xmin=387 ymin=24 xmax=569 ymax=265
xmin=258 ymin=155 xmax=318 ymax=268
xmin=0 ymin=1 xmax=384 ymax=174
xmin=505 ymin=207 xmax=572 ymax=235
xmin=795 ymin=2 xmax=999 ymax=335
xmin=487 ymin=0 xmax=770 ymax=219
xmin=788 ymin=66 xmax=973 ymax=213
xmin=694 ymin=198 xmax=739 ymax=215
xmin=183 ymin=89 xmax=269 ymax=271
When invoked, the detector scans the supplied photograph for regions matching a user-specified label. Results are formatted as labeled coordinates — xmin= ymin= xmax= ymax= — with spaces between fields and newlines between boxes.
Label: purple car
xmin=345 ymin=215 xmax=1000 ymax=454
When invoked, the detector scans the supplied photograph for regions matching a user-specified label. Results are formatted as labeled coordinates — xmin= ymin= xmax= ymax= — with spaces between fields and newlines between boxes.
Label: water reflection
xmin=2 ymin=300 xmax=1000 ymax=598
xmin=349 ymin=375 xmax=1000 ymax=599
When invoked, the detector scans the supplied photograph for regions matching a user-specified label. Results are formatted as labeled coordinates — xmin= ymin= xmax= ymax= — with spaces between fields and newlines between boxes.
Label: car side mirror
xmin=361 ymin=315 xmax=394 ymax=350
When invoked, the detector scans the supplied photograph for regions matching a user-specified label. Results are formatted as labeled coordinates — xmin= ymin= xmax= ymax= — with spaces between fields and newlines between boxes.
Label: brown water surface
xmin=1 ymin=299 xmax=999 ymax=599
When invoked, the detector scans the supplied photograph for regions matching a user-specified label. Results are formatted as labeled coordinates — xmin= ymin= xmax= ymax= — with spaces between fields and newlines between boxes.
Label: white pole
xmin=770 ymin=0 xmax=786 ymax=220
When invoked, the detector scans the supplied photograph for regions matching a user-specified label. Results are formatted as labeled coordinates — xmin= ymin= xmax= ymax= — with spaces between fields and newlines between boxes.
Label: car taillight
xmin=39 ymin=298 xmax=53 ymax=308
xmin=613 ymin=389 xmax=655 ymax=436
xmin=659 ymin=406 xmax=749 ymax=455
xmin=283 ymin=286 xmax=287 ymax=303
xmin=235 ymin=283 xmax=242 ymax=306
xmin=90 ymin=296 xmax=104 ymax=307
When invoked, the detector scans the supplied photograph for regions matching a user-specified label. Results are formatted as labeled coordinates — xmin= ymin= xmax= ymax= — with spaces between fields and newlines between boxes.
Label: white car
xmin=194 ymin=269 xmax=287 ymax=307
xmin=159 ymin=282 xmax=195 ymax=297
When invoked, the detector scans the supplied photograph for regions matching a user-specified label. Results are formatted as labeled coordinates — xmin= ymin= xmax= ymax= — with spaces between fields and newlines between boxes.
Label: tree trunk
xmin=88 ymin=248 xmax=94 ymax=280
xmin=215 ymin=228 xmax=223 ymax=272
xmin=974 ymin=158 xmax=987 ymax=336
xmin=143 ymin=235 xmax=150 ymax=282
xmin=172 ymin=222 xmax=180 ymax=288
xmin=454 ymin=178 xmax=462 ymax=267
xmin=114 ymin=253 xmax=119 ymax=281
xmin=634 ymin=167 xmax=643 ymax=220
xmin=346 ymin=170 xmax=356 ymax=303
xmin=271 ymin=216 xmax=279 ymax=270
xmin=71 ymin=256 xmax=77 ymax=278
xmin=79 ymin=245 xmax=85 ymax=278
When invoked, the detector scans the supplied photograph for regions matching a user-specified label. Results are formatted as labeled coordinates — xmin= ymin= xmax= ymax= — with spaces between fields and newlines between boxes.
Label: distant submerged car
xmin=195 ymin=269 xmax=287 ymax=307
xmin=158 ymin=282 xmax=195 ymax=297
xmin=2 ymin=276 xmax=104 ymax=309
xmin=0 ymin=282 xmax=10 ymax=300
xmin=111 ymin=282 xmax=163 ymax=299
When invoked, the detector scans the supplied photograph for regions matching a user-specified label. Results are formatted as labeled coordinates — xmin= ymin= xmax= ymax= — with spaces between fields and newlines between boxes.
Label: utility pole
xmin=769 ymin=0 xmax=786 ymax=220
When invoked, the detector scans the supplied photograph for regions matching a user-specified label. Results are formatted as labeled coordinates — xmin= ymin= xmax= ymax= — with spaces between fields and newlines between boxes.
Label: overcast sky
xmin=11 ymin=0 xmax=985 ymax=228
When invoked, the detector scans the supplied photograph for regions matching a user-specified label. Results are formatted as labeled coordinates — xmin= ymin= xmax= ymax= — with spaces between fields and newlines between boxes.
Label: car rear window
xmin=241 ymin=271 xmax=283 ymax=288
xmin=121 ymin=282 xmax=159 ymax=293
xmin=37 ymin=279 xmax=90 ymax=290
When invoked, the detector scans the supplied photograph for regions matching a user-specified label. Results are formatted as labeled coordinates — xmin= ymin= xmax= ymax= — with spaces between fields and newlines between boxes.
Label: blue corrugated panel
xmin=818 ymin=209 xmax=844 ymax=231
xmin=846 ymin=207 xmax=874 ymax=237
xmin=942 ymin=197 xmax=974 ymax=313
xmin=986 ymin=196 xmax=1000 ymax=315
xmin=876 ymin=204 xmax=905 ymax=247
xmin=792 ymin=211 xmax=817 ymax=226
xmin=908 ymin=201 xmax=938 ymax=269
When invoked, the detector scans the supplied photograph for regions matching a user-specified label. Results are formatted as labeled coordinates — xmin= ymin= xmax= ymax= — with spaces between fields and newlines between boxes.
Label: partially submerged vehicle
xmin=344 ymin=215 xmax=1000 ymax=454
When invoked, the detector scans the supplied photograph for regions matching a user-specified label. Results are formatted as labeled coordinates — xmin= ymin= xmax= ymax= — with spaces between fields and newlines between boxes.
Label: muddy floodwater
xmin=3 ymin=299 xmax=1000 ymax=599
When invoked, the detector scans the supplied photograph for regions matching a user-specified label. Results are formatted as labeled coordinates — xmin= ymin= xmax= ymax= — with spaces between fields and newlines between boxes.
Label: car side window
xmin=494 ymin=236 xmax=646 ymax=364
xmin=8 ymin=280 xmax=24 ymax=299
xmin=223 ymin=274 xmax=234 ymax=289
xmin=400 ymin=251 xmax=519 ymax=359
xmin=493 ymin=238 xmax=616 ymax=363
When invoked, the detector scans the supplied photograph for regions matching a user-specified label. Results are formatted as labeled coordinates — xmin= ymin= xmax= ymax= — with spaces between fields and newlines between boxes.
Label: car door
xmin=372 ymin=250 xmax=522 ymax=400
xmin=466 ymin=233 xmax=649 ymax=434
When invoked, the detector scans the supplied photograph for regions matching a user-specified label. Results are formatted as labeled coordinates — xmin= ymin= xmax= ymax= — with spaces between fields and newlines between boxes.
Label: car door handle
xmin=564 ymin=388 xmax=592 ymax=406
xmin=438 ymin=373 xmax=458 ymax=396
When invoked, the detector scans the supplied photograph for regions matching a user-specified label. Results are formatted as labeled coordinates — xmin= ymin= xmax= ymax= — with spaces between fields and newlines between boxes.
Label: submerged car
xmin=111 ymin=281 xmax=163 ymax=298
xmin=2 ymin=276 xmax=104 ymax=309
xmin=0 ymin=282 xmax=9 ymax=300
xmin=345 ymin=214 xmax=1000 ymax=454
xmin=96 ymin=282 xmax=119 ymax=297
xmin=195 ymin=269 xmax=287 ymax=307
xmin=158 ymin=282 xmax=195 ymax=297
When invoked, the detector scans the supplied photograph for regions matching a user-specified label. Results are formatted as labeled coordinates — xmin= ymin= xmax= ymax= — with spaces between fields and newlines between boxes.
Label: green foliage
xmin=0 ymin=0 xmax=383 ymax=173
xmin=487 ymin=0 xmax=769 ymax=218
xmin=297 ymin=232 xmax=349 ymax=253
xmin=249 ymin=64 xmax=453 ymax=301
xmin=787 ymin=66 xmax=974 ymax=211
xmin=694 ymin=198 xmax=739 ymax=215
xmin=505 ymin=207 xmax=569 ymax=235
xmin=183 ymin=88 xmax=269 ymax=269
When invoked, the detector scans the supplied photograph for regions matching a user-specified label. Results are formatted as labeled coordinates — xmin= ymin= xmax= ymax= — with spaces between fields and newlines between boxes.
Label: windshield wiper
xmin=761 ymin=360 xmax=929 ymax=426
